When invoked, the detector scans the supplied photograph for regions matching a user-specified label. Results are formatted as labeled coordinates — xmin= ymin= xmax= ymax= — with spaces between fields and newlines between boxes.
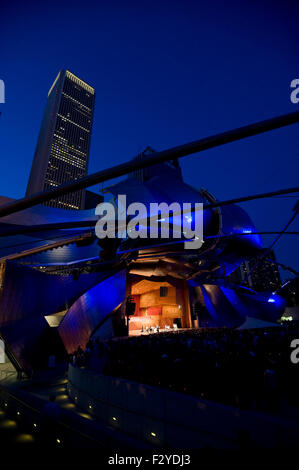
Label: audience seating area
xmin=70 ymin=323 xmax=299 ymax=412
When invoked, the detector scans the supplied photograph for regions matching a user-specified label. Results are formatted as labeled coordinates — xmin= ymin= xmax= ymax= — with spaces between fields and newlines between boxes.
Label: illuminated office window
xmin=26 ymin=69 xmax=95 ymax=209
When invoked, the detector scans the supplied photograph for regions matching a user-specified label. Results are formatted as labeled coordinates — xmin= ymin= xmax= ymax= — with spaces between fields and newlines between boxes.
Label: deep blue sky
xmin=1 ymin=0 xmax=298 ymax=277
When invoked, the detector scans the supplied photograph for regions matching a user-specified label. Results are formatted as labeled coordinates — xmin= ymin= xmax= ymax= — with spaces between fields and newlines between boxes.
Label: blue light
xmin=268 ymin=297 xmax=275 ymax=303
xmin=242 ymin=229 xmax=252 ymax=234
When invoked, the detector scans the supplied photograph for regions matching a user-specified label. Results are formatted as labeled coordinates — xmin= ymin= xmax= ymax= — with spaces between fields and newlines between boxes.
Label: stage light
xmin=17 ymin=411 xmax=21 ymax=416
xmin=56 ymin=438 xmax=61 ymax=444
xmin=33 ymin=423 xmax=37 ymax=428
xmin=150 ymin=432 xmax=157 ymax=437
xmin=112 ymin=416 xmax=117 ymax=421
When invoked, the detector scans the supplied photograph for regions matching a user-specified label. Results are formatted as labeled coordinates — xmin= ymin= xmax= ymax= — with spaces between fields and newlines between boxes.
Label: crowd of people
xmin=70 ymin=323 xmax=299 ymax=412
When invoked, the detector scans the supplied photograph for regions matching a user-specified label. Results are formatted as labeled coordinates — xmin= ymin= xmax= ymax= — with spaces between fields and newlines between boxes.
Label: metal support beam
xmin=0 ymin=186 xmax=298 ymax=238
xmin=0 ymin=232 xmax=94 ymax=262
xmin=0 ymin=110 xmax=299 ymax=218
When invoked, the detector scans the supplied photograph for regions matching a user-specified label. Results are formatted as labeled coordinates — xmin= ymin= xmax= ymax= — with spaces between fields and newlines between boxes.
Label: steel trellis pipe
xmin=0 ymin=110 xmax=299 ymax=218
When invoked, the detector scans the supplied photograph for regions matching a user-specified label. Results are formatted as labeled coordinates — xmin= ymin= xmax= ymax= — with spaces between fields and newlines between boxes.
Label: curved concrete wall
xmin=68 ymin=365 xmax=299 ymax=449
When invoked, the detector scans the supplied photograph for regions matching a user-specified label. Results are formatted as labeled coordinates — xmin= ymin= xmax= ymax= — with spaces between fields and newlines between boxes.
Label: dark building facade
xmin=279 ymin=276 xmax=299 ymax=307
xmin=26 ymin=70 xmax=95 ymax=209
xmin=228 ymin=249 xmax=282 ymax=292
xmin=84 ymin=190 xmax=103 ymax=210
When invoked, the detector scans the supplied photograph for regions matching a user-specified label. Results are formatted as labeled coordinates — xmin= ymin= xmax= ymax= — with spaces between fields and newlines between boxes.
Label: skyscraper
xmin=228 ymin=249 xmax=282 ymax=292
xmin=247 ymin=249 xmax=281 ymax=292
xmin=26 ymin=70 xmax=95 ymax=209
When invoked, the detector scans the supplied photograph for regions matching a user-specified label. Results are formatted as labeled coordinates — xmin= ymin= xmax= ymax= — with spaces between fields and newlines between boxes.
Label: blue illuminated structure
xmin=0 ymin=158 xmax=285 ymax=371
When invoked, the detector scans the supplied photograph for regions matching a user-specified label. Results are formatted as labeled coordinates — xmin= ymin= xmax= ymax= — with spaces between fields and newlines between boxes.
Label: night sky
xmin=1 ymin=0 xmax=298 ymax=277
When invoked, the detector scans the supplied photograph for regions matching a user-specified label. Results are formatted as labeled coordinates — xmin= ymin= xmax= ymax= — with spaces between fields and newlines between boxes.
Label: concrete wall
xmin=68 ymin=365 xmax=299 ymax=449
